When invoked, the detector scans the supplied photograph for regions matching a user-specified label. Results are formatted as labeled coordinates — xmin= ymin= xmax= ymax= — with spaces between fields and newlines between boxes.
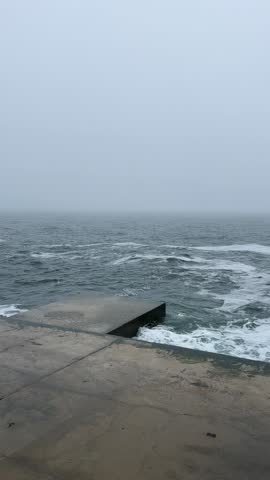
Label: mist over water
xmin=1 ymin=213 xmax=270 ymax=362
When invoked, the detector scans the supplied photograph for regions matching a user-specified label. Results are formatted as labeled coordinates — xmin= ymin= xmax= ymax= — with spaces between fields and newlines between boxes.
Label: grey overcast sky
xmin=0 ymin=0 xmax=269 ymax=213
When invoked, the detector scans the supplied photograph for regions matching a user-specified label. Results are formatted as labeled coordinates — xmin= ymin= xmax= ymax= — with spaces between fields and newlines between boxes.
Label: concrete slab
xmin=0 ymin=319 xmax=18 ymax=334
xmin=0 ymin=337 xmax=270 ymax=479
xmin=0 ymin=325 xmax=55 ymax=353
xmin=0 ymin=365 xmax=35 ymax=399
xmin=0 ymin=320 xmax=20 ymax=353
xmin=0 ymin=327 xmax=114 ymax=400
xmin=0 ymin=381 xmax=104 ymax=457
xmin=11 ymin=294 xmax=165 ymax=336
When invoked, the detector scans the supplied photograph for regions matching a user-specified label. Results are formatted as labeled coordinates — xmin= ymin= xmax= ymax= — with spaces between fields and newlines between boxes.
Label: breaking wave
xmin=192 ymin=243 xmax=270 ymax=256
xmin=137 ymin=319 xmax=270 ymax=362
xmin=31 ymin=252 xmax=83 ymax=260
xmin=214 ymin=274 xmax=270 ymax=312
xmin=196 ymin=262 xmax=270 ymax=313
xmin=77 ymin=243 xmax=108 ymax=248
xmin=42 ymin=243 xmax=73 ymax=249
xmin=161 ymin=245 xmax=185 ymax=249
xmin=41 ymin=243 xmax=107 ymax=249
xmin=113 ymin=242 xmax=147 ymax=248
xmin=0 ymin=304 xmax=27 ymax=317
xmin=111 ymin=254 xmax=205 ymax=266
xmin=193 ymin=259 xmax=256 ymax=274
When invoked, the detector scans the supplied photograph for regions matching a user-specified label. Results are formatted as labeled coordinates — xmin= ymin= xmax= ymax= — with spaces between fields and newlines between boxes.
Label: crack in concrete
xmin=0 ymin=339 xmax=117 ymax=402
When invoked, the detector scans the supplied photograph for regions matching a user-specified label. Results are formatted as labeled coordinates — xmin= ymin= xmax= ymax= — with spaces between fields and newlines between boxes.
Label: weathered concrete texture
xmin=11 ymin=294 xmax=165 ymax=337
xmin=0 ymin=329 xmax=113 ymax=400
xmin=1 ymin=296 xmax=270 ymax=479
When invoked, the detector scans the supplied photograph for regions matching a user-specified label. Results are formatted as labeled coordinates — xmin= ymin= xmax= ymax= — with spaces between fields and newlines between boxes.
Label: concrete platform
xmin=11 ymin=294 xmax=166 ymax=337
xmin=1 ymin=295 xmax=270 ymax=479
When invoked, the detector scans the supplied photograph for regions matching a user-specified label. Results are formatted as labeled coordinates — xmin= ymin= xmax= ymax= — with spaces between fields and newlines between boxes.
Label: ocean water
xmin=1 ymin=213 xmax=270 ymax=362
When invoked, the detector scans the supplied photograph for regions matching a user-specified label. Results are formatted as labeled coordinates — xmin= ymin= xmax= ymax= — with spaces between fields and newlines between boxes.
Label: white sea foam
xmin=193 ymin=259 xmax=256 ymax=275
xmin=142 ymin=254 xmax=200 ymax=262
xmin=137 ymin=319 xmax=270 ymax=362
xmin=214 ymin=272 xmax=270 ymax=312
xmin=77 ymin=243 xmax=108 ymax=248
xmin=160 ymin=245 xmax=185 ymax=249
xmin=111 ymin=255 xmax=141 ymax=266
xmin=113 ymin=242 xmax=147 ymax=248
xmin=111 ymin=254 xmax=205 ymax=266
xmin=32 ymin=252 xmax=68 ymax=259
xmin=117 ymin=286 xmax=151 ymax=296
xmin=31 ymin=252 xmax=82 ymax=260
xmin=0 ymin=304 xmax=27 ymax=317
xmin=117 ymin=288 xmax=138 ymax=296
xmin=194 ymin=258 xmax=270 ymax=312
xmin=42 ymin=244 xmax=73 ymax=248
xmin=192 ymin=243 xmax=270 ymax=256
xmin=42 ymin=243 xmax=107 ymax=249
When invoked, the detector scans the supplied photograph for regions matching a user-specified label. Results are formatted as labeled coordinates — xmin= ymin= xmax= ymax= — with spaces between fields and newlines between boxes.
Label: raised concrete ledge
xmin=134 ymin=336 xmax=270 ymax=374
xmin=10 ymin=294 xmax=166 ymax=337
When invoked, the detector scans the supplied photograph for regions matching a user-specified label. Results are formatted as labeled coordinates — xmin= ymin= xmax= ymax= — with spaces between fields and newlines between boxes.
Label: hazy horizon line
xmin=1 ymin=209 xmax=270 ymax=217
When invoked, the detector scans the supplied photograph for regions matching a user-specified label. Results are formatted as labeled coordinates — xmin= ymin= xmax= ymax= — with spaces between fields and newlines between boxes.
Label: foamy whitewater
xmin=138 ymin=319 xmax=270 ymax=362
xmin=192 ymin=243 xmax=270 ymax=255
xmin=1 ymin=214 xmax=270 ymax=362
xmin=0 ymin=305 xmax=26 ymax=317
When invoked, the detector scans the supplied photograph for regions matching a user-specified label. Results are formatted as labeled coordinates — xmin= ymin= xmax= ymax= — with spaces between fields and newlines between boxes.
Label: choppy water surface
xmin=1 ymin=213 xmax=270 ymax=362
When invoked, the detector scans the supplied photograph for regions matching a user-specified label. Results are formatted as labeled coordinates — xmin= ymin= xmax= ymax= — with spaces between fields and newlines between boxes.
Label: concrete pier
xmin=11 ymin=294 xmax=166 ymax=337
xmin=0 ymin=294 xmax=270 ymax=479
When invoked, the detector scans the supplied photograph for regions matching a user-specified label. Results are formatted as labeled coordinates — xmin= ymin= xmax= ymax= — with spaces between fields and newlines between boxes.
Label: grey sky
xmin=0 ymin=0 xmax=269 ymax=213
